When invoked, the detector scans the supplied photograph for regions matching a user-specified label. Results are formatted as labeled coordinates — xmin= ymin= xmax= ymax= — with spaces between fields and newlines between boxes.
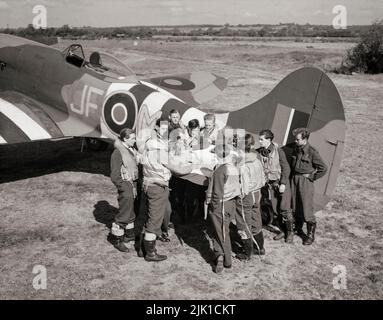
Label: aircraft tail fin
xmin=226 ymin=67 xmax=345 ymax=146
xmin=226 ymin=67 xmax=346 ymax=211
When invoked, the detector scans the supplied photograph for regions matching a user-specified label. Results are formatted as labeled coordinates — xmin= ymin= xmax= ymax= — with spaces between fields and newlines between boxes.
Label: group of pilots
xmin=108 ymin=109 xmax=327 ymax=273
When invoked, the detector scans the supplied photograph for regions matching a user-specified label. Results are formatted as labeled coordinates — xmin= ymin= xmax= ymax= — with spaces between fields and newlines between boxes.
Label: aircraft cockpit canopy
xmin=63 ymin=44 xmax=85 ymax=68
xmin=85 ymin=51 xmax=137 ymax=81
xmin=63 ymin=44 xmax=137 ymax=81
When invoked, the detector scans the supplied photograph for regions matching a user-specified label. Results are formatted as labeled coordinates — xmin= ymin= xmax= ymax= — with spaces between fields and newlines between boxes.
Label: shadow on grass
xmin=172 ymin=214 xmax=247 ymax=270
xmin=0 ymin=138 xmax=112 ymax=184
xmin=93 ymin=200 xmax=118 ymax=229
xmin=173 ymin=217 xmax=215 ymax=268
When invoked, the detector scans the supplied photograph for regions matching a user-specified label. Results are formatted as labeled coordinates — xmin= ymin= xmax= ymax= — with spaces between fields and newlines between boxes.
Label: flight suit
xmin=291 ymin=143 xmax=327 ymax=223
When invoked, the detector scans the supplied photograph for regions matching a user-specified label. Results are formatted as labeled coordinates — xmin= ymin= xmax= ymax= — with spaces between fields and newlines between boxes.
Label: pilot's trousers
xmin=208 ymin=198 xmax=236 ymax=267
xmin=115 ymin=181 xmax=137 ymax=228
xmin=143 ymin=184 xmax=170 ymax=236
xmin=291 ymin=175 xmax=315 ymax=223
xmin=235 ymin=190 xmax=262 ymax=239
xmin=265 ymin=181 xmax=293 ymax=221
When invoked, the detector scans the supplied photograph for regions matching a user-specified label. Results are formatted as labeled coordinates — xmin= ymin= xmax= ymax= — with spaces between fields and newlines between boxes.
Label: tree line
xmin=0 ymin=23 xmax=371 ymax=40
xmin=2 ymin=21 xmax=381 ymax=74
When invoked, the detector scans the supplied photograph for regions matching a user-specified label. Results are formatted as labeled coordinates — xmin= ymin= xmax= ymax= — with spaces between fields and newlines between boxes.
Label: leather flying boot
xmin=253 ymin=231 xmax=266 ymax=255
xmin=143 ymin=239 xmax=167 ymax=262
xmin=108 ymin=223 xmax=129 ymax=252
xmin=303 ymin=222 xmax=316 ymax=245
xmin=285 ymin=219 xmax=294 ymax=244
xmin=135 ymin=233 xmax=144 ymax=257
xmin=123 ymin=228 xmax=135 ymax=243
xmin=236 ymin=238 xmax=253 ymax=261
xmin=294 ymin=219 xmax=306 ymax=238
xmin=108 ymin=234 xmax=129 ymax=253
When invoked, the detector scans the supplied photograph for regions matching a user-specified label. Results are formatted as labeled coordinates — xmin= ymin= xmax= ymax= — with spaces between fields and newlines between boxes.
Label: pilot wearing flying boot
xmin=109 ymin=128 xmax=139 ymax=252
xmin=258 ymin=129 xmax=294 ymax=244
xmin=291 ymin=128 xmax=327 ymax=245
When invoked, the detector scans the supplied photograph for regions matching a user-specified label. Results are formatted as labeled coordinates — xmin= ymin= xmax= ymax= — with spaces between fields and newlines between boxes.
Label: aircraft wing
xmin=142 ymin=71 xmax=227 ymax=108
xmin=0 ymin=90 xmax=65 ymax=144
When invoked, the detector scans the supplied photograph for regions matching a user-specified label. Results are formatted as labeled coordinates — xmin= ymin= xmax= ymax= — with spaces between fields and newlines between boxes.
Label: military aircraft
xmin=0 ymin=34 xmax=227 ymax=146
xmin=0 ymin=34 xmax=345 ymax=215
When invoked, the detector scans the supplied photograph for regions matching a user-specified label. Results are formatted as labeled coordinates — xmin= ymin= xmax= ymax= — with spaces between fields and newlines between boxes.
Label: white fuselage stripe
xmin=140 ymin=92 xmax=171 ymax=118
xmin=0 ymin=135 xmax=6 ymax=144
xmin=0 ymin=98 xmax=52 ymax=140
xmin=139 ymin=81 xmax=184 ymax=103
xmin=283 ymin=108 xmax=295 ymax=146
xmin=105 ymin=83 xmax=137 ymax=96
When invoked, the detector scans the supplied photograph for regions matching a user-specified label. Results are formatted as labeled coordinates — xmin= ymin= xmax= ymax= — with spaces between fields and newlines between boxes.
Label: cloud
xmin=0 ymin=1 xmax=9 ymax=10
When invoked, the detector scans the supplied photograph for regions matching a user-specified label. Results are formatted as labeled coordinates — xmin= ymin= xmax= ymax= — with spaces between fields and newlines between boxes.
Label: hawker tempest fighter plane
xmin=0 ymin=34 xmax=345 ymax=213
xmin=0 ymin=34 xmax=227 ymax=146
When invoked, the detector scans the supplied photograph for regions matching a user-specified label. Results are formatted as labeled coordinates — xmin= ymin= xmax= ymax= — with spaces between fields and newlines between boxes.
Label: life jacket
xmin=141 ymin=138 xmax=171 ymax=186
xmin=120 ymin=147 xmax=139 ymax=182
xmin=260 ymin=143 xmax=281 ymax=181
xmin=240 ymin=152 xmax=266 ymax=195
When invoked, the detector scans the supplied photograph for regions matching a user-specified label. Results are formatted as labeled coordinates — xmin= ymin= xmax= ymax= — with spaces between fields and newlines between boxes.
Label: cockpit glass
xmin=70 ymin=45 xmax=85 ymax=60
xmin=63 ymin=44 xmax=85 ymax=68
xmin=86 ymin=52 xmax=137 ymax=81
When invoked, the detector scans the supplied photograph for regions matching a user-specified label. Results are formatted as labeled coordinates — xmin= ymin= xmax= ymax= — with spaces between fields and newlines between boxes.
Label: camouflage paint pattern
xmin=0 ymin=34 xmax=226 ymax=144
xmin=0 ymin=35 xmax=345 ymax=212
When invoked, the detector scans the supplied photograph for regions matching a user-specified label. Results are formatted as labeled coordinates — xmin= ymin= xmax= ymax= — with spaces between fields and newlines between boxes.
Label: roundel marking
xmin=156 ymin=76 xmax=195 ymax=91
xmin=111 ymin=103 xmax=128 ymax=126
xmin=102 ymin=91 xmax=138 ymax=135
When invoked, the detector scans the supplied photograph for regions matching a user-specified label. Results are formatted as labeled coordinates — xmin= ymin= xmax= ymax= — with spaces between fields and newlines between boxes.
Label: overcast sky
xmin=0 ymin=0 xmax=382 ymax=28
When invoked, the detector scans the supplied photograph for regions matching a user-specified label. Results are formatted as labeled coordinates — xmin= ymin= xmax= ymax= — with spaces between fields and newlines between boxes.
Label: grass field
xmin=0 ymin=39 xmax=382 ymax=299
